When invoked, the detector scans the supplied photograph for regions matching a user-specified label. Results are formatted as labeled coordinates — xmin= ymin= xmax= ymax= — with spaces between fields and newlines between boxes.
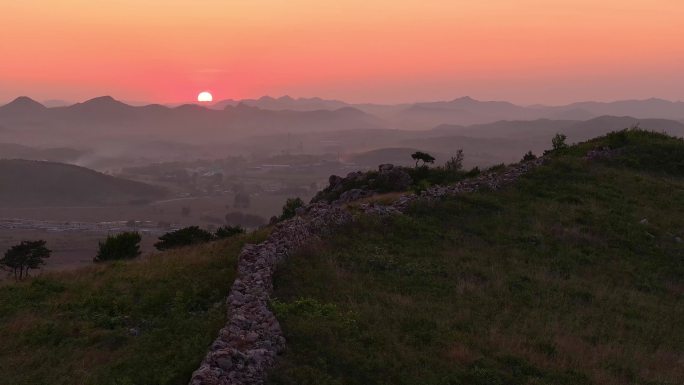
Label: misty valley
xmin=2 ymin=94 xmax=684 ymax=273
xmin=2 ymin=95 xmax=683 ymax=273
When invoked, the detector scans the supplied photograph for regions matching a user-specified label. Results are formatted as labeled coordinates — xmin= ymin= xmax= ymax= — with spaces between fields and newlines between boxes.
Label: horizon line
xmin=2 ymin=94 xmax=683 ymax=110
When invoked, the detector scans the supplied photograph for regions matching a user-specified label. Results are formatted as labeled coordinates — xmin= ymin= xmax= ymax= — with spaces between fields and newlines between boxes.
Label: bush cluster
xmin=0 ymin=240 xmax=51 ymax=279
xmin=279 ymin=197 xmax=305 ymax=221
xmin=95 ymin=232 xmax=142 ymax=262
xmin=154 ymin=225 xmax=245 ymax=251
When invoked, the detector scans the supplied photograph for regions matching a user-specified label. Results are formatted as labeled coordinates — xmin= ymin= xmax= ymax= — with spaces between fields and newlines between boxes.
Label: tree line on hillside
xmin=0 ymin=192 xmax=305 ymax=279
xmin=0 ymin=225 xmax=247 ymax=280
xmin=93 ymin=196 xmax=307 ymax=265
xmin=0 ymin=195 xmax=307 ymax=280
xmin=93 ymin=224 xmax=247 ymax=263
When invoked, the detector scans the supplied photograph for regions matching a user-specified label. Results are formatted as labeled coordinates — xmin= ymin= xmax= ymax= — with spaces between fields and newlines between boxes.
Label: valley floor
xmin=0 ymin=192 xmax=297 ymax=273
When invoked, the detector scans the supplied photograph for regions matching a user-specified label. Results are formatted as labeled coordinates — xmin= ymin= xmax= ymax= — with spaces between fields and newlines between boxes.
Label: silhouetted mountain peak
xmin=2 ymin=96 xmax=46 ymax=109
xmin=453 ymin=96 xmax=475 ymax=102
xmin=0 ymin=97 xmax=47 ymax=116
xmin=81 ymin=96 xmax=126 ymax=107
xmin=174 ymin=103 xmax=210 ymax=112
xmin=233 ymin=102 xmax=262 ymax=111
xmin=140 ymin=103 xmax=170 ymax=112
xmin=61 ymin=96 xmax=136 ymax=119
xmin=12 ymin=96 xmax=43 ymax=105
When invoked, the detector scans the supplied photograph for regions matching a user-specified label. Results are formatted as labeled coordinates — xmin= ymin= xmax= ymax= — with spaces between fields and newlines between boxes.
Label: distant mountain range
xmin=212 ymin=96 xmax=349 ymax=111
xmin=432 ymin=116 xmax=684 ymax=141
xmin=3 ymin=95 xmax=683 ymax=134
xmin=0 ymin=96 xmax=384 ymax=146
xmin=230 ymin=115 xmax=684 ymax=168
xmin=1 ymin=95 xmax=683 ymax=169
xmin=211 ymin=95 xmax=684 ymax=127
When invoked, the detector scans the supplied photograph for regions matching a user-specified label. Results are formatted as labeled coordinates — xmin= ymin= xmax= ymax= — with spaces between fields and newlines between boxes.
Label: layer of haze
xmin=2 ymin=0 xmax=683 ymax=104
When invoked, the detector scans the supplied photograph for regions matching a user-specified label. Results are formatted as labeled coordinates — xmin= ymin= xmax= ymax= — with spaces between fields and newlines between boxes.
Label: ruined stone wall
xmin=189 ymin=157 xmax=545 ymax=385
xmin=188 ymin=204 xmax=353 ymax=385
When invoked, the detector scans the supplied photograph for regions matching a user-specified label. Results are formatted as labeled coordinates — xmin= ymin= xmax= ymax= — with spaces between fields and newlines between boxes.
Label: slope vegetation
xmin=0 ymin=159 xmax=166 ymax=207
xmin=0 ymin=231 xmax=267 ymax=385
xmin=268 ymin=130 xmax=684 ymax=385
xmin=0 ymin=143 xmax=85 ymax=162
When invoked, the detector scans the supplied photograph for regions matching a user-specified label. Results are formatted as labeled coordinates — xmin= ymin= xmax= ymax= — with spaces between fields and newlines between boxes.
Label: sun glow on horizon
xmin=197 ymin=91 xmax=213 ymax=103
xmin=2 ymin=1 xmax=684 ymax=104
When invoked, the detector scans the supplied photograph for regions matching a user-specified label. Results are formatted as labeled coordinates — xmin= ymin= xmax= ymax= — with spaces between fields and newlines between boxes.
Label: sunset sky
xmin=2 ymin=0 xmax=683 ymax=105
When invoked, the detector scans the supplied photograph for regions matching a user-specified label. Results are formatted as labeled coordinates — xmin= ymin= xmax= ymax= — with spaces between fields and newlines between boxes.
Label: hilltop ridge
xmin=0 ymin=129 xmax=682 ymax=385
xmin=267 ymin=129 xmax=684 ymax=385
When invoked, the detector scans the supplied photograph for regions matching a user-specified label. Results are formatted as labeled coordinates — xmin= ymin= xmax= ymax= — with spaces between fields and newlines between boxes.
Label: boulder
xmin=376 ymin=167 xmax=412 ymax=191
xmin=336 ymin=188 xmax=374 ymax=204
xmin=346 ymin=171 xmax=365 ymax=181
xmin=328 ymin=175 xmax=344 ymax=190
xmin=378 ymin=163 xmax=394 ymax=172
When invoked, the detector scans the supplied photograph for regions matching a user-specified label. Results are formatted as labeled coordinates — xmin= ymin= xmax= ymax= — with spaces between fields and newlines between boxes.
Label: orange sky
xmin=1 ymin=0 xmax=683 ymax=104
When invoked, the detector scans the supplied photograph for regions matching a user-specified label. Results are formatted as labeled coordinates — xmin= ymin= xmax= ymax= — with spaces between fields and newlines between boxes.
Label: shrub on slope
xmin=94 ymin=232 xmax=141 ymax=262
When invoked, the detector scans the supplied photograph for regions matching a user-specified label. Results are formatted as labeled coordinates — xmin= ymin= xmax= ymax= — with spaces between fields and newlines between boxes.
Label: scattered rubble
xmin=336 ymin=188 xmax=374 ymax=203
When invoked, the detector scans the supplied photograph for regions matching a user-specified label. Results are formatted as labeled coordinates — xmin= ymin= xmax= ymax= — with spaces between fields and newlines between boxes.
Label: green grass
xmin=268 ymin=130 xmax=684 ymax=385
xmin=0 ymin=230 xmax=268 ymax=385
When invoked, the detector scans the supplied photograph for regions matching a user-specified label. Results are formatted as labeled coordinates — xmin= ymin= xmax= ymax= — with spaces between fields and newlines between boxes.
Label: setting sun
xmin=197 ymin=91 xmax=213 ymax=103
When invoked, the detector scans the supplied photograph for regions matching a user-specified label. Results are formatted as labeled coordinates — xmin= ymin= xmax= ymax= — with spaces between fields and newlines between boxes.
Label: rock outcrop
xmin=336 ymin=188 xmax=374 ymax=203
xmin=374 ymin=165 xmax=413 ymax=193
xmin=189 ymin=157 xmax=546 ymax=385
xmin=311 ymin=164 xmax=413 ymax=204
xmin=363 ymin=157 xmax=545 ymax=213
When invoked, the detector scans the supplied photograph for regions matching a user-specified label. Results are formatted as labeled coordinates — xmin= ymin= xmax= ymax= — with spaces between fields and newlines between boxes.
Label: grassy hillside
xmin=0 ymin=159 xmax=166 ymax=207
xmin=0 ymin=142 xmax=86 ymax=162
xmin=0 ymin=230 xmax=267 ymax=385
xmin=268 ymin=130 xmax=684 ymax=385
